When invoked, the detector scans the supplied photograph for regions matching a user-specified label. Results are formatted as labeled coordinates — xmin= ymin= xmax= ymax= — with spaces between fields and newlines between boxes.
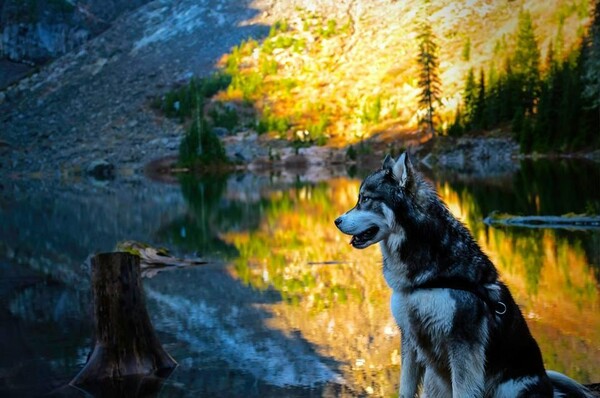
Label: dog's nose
xmin=334 ymin=217 xmax=342 ymax=226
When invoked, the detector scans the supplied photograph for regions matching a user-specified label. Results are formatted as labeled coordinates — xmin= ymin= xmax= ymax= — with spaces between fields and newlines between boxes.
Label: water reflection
xmin=211 ymin=162 xmax=599 ymax=392
xmin=156 ymin=174 xmax=240 ymax=258
xmin=0 ymin=160 xmax=598 ymax=396
xmin=436 ymin=177 xmax=599 ymax=381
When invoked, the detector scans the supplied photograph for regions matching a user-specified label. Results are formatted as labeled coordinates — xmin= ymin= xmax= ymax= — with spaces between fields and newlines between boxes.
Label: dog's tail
xmin=548 ymin=370 xmax=595 ymax=398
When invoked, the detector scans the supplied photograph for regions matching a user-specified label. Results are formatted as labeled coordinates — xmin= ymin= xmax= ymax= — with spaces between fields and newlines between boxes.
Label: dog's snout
xmin=334 ymin=217 xmax=342 ymax=227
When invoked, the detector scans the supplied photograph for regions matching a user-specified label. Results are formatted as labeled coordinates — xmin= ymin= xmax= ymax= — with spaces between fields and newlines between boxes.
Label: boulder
xmin=86 ymin=159 xmax=115 ymax=180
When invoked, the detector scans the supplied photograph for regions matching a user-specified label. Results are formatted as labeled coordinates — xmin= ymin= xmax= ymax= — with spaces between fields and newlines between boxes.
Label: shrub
xmin=360 ymin=95 xmax=382 ymax=125
xmin=230 ymin=71 xmax=263 ymax=102
xmin=179 ymin=111 xmax=228 ymax=168
xmin=210 ymin=103 xmax=239 ymax=131
xmin=318 ymin=19 xmax=338 ymax=38
xmin=346 ymin=145 xmax=357 ymax=160
xmin=259 ymin=57 xmax=279 ymax=76
xmin=257 ymin=106 xmax=290 ymax=135
xmin=161 ymin=73 xmax=231 ymax=120
xmin=305 ymin=113 xmax=330 ymax=145
xmin=269 ymin=20 xmax=289 ymax=38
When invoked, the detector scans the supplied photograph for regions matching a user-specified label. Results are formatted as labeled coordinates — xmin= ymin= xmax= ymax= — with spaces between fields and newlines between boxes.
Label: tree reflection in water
xmin=198 ymin=161 xmax=599 ymax=393
xmin=1 ymin=160 xmax=598 ymax=396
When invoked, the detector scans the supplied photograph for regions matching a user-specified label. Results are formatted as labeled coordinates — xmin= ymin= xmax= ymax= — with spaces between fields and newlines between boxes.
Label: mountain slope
xmin=219 ymin=0 xmax=593 ymax=144
xmin=0 ymin=0 xmax=594 ymax=176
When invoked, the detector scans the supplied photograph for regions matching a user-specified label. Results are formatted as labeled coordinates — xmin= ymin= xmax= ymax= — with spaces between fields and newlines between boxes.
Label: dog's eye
xmin=361 ymin=196 xmax=370 ymax=203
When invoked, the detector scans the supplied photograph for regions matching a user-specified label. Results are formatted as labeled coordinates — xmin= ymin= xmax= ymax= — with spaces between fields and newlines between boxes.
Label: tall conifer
xmin=514 ymin=10 xmax=541 ymax=114
xmin=474 ymin=68 xmax=486 ymax=129
xmin=416 ymin=21 xmax=442 ymax=135
xmin=583 ymin=0 xmax=600 ymax=116
xmin=463 ymin=68 xmax=477 ymax=129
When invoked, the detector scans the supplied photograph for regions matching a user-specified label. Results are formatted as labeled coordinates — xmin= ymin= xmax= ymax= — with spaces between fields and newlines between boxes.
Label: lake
xmin=0 ymin=159 xmax=598 ymax=397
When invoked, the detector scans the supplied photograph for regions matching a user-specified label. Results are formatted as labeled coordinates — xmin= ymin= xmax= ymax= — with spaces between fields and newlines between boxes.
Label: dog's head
xmin=334 ymin=152 xmax=419 ymax=249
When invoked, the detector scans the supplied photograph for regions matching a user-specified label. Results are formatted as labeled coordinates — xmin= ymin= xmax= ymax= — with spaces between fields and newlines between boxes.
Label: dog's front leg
xmin=449 ymin=342 xmax=485 ymax=398
xmin=399 ymin=339 xmax=424 ymax=398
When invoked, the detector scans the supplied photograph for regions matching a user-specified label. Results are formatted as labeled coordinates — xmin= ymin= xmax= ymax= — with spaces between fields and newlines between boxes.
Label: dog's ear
xmin=382 ymin=154 xmax=395 ymax=170
xmin=392 ymin=152 xmax=414 ymax=188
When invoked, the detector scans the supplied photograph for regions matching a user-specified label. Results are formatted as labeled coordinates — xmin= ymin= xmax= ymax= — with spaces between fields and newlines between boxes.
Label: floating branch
xmin=483 ymin=212 xmax=600 ymax=230
xmin=116 ymin=240 xmax=209 ymax=278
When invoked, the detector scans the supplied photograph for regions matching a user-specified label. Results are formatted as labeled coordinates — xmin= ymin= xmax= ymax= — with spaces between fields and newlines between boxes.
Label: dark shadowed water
xmin=0 ymin=159 xmax=598 ymax=397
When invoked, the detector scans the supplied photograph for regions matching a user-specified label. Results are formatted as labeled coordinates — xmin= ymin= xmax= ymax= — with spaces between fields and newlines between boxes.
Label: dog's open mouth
xmin=350 ymin=226 xmax=379 ymax=248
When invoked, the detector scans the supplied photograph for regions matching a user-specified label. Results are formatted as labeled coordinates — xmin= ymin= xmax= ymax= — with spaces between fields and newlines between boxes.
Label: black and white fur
xmin=335 ymin=153 xmax=592 ymax=398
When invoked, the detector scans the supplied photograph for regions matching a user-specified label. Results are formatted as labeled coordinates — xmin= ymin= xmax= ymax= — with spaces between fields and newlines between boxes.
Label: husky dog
xmin=335 ymin=153 xmax=592 ymax=398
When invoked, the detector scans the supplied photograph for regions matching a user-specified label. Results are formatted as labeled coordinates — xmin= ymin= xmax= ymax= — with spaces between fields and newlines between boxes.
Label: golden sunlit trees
xmin=416 ymin=21 xmax=442 ymax=136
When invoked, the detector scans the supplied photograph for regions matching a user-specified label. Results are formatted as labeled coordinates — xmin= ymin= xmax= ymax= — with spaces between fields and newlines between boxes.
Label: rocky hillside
xmin=0 ymin=0 xmax=151 ymax=64
xmin=0 ymin=0 xmax=595 ymax=177
xmin=0 ymin=0 xmax=269 ymax=177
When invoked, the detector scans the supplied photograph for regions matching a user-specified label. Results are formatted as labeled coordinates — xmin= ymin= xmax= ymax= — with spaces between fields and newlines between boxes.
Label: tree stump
xmin=70 ymin=252 xmax=177 ymax=389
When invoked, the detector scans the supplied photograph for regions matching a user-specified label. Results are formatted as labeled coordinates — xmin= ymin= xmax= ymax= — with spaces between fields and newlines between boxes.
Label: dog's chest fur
xmin=390 ymin=289 xmax=457 ymax=360
xmin=380 ymin=236 xmax=460 ymax=365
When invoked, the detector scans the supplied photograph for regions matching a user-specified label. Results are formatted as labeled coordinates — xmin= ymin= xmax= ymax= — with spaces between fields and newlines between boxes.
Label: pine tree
xmin=532 ymin=78 xmax=551 ymax=151
xmin=447 ymin=107 xmax=464 ymax=137
xmin=463 ymin=68 xmax=477 ymax=129
xmin=462 ymin=37 xmax=471 ymax=61
xmin=532 ymin=42 xmax=554 ymax=151
xmin=557 ymin=52 xmax=583 ymax=151
xmin=499 ymin=59 xmax=519 ymax=122
xmin=545 ymin=41 xmax=557 ymax=77
xmin=485 ymin=63 xmax=500 ymax=126
xmin=416 ymin=21 xmax=442 ymax=135
xmin=473 ymin=68 xmax=486 ymax=129
xmin=555 ymin=21 xmax=565 ymax=62
xmin=179 ymin=96 xmax=228 ymax=168
xmin=582 ymin=0 xmax=600 ymax=119
xmin=513 ymin=10 xmax=541 ymax=114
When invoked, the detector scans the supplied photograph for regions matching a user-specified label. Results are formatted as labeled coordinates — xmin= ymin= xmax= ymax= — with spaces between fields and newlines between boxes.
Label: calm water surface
xmin=0 ymin=159 xmax=598 ymax=397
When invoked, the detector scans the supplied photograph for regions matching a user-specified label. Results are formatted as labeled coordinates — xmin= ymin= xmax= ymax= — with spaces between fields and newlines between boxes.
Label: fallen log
xmin=483 ymin=212 xmax=600 ymax=230
xmin=70 ymin=252 xmax=177 ymax=392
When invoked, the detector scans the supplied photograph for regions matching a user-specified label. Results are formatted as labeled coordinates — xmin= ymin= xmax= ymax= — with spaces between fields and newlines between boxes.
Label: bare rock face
xmin=0 ymin=0 xmax=151 ymax=64
xmin=0 ymin=0 xmax=269 ymax=177
xmin=429 ymin=137 xmax=520 ymax=176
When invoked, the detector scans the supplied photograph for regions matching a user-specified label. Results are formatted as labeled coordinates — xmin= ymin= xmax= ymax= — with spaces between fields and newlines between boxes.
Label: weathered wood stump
xmin=70 ymin=252 xmax=177 ymax=390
